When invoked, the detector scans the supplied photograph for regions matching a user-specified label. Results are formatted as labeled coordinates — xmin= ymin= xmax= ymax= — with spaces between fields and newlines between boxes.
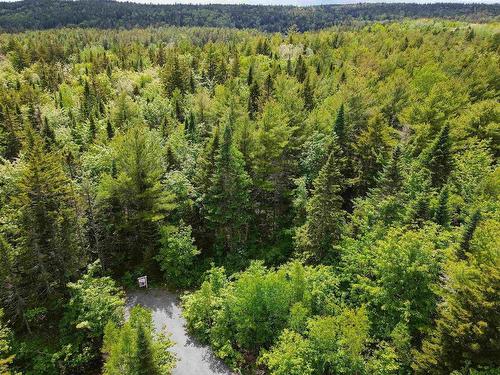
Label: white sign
xmin=138 ymin=276 xmax=148 ymax=288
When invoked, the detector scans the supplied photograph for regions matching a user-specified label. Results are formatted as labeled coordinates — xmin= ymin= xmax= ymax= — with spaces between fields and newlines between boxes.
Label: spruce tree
xmin=135 ymin=322 xmax=158 ymax=375
xmin=98 ymin=125 xmax=174 ymax=271
xmin=301 ymin=139 xmax=345 ymax=260
xmin=106 ymin=119 xmax=114 ymax=140
xmin=231 ymin=50 xmax=240 ymax=78
xmin=248 ymin=80 xmax=260 ymax=120
xmin=14 ymin=128 xmax=82 ymax=308
xmin=375 ymin=145 xmax=403 ymax=197
xmin=264 ymin=73 xmax=274 ymax=100
xmin=295 ymin=54 xmax=307 ymax=82
xmin=205 ymin=124 xmax=251 ymax=254
xmin=247 ymin=63 xmax=254 ymax=86
xmin=88 ymin=115 xmax=97 ymax=142
xmin=434 ymin=185 xmax=450 ymax=227
xmin=303 ymin=76 xmax=314 ymax=112
xmin=421 ymin=124 xmax=453 ymax=188
xmin=333 ymin=103 xmax=345 ymax=144
xmin=459 ymin=209 xmax=481 ymax=258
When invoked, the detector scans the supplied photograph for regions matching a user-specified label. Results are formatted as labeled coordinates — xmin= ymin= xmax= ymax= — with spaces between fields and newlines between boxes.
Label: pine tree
xmin=205 ymin=123 xmax=251 ymax=254
xmin=354 ymin=113 xmax=394 ymax=194
xmin=434 ymin=185 xmax=450 ymax=227
xmin=106 ymin=119 xmax=114 ymax=140
xmin=231 ymin=50 xmax=240 ymax=78
xmin=295 ymin=54 xmax=307 ymax=83
xmin=14 ymin=128 xmax=82 ymax=308
xmin=421 ymin=124 xmax=453 ymax=188
xmin=374 ymin=145 xmax=403 ymax=197
xmin=135 ymin=322 xmax=158 ymax=375
xmin=333 ymin=103 xmax=345 ymax=144
xmin=264 ymin=73 xmax=274 ymax=100
xmin=286 ymin=58 xmax=292 ymax=75
xmin=303 ymin=76 xmax=314 ymax=112
xmin=0 ymin=105 xmax=21 ymax=160
xmin=0 ymin=236 xmax=30 ymax=333
xmin=299 ymin=139 xmax=345 ymax=260
xmin=414 ymin=219 xmax=499 ymax=374
xmin=459 ymin=209 xmax=481 ymax=258
xmin=98 ymin=125 xmax=174 ymax=271
xmin=247 ymin=63 xmax=254 ymax=86
xmin=248 ymin=80 xmax=260 ymax=120
xmin=88 ymin=115 xmax=97 ymax=142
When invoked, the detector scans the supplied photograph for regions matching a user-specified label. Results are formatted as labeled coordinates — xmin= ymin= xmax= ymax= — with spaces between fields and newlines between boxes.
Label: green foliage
xmin=98 ymin=124 xmax=175 ymax=272
xmin=183 ymin=261 xmax=341 ymax=367
xmin=296 ymin=139 xmax=345 ymax=261
xmin=204 ymin=124 xmax=251 ymax=254
xmin=261 ymin=306 xmax=370 ymax=375
xmin=414 ymin=219 xmax=500 ymax=374
xmin=59 ymin=261 xmax=125 ymax=371
xmin=102 ymin=305 xmax=176 ymax=375
xmin=0 ymin=18 xmax=498 ymax=375
xmin=0 ymin=309 xmax=16 ymax=375
xmin=156 ymin=223 xmax=200 ymax=288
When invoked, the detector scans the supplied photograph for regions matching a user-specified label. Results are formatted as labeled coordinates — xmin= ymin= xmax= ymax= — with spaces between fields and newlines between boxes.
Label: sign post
xmin=138 ymin=275 xmax=148 ymax=288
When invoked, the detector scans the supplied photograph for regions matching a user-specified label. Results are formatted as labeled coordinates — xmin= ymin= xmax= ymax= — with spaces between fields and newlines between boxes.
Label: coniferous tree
xmin=106 ymin=119 xmax=114 ymax=140
xmin=295 ymin=54 xmax=306 ymax=82
xmin=374 ymin=145 xmax=403 ymax=197
xmin=414 ymin=219 xmax=500 ymax=374
xmin=354 ymin=113 xmax=394 ymax=193
xmin=264 ymin=73 xmax=274 ymax=100
xmin=434 ymin=185 xmax=450 ymax=226
xmin=247 ymin=63 xmax=254 ymax=86
xmin=14 ymin=128 xmax=83 ymax=309
xmin=421 ymin=124 xmax=453 ymax=188
xmin=459 ymin=209 xmax=481 ymax=258
xmin=297 ymin=139 xmax=344 ymax=260
xmin=333 ymin=103 xmax=345 ymax=144
xmin=98 ymin=125 xmax=174 ymax=271
xmin=248 ymin=80 xmax=260 ymax=120
xmin=88 ymin=115 xmax=97 ymax=142
xmin=231 ymin=50 xmax=240 ymax=78
xmin=303 ymin=76 xmax=314 ymax=112
xmin=205 ymin=123 xmax=251 ymax=254
xmin=135 ymin=321 xmax=158 ymax=375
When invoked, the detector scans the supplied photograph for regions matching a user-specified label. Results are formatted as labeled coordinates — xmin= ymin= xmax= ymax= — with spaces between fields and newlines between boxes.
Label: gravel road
xmin=126 ymin=289 xmax=232 ymax=375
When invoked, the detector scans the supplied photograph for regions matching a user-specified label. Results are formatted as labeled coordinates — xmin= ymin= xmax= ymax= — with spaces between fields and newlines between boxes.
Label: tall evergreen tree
xmin=98 ymin=125 xmax=174 ymax=272
xmin=297 ymin=139 xmax=345 ymax=260
xmin=303 ymin=76 xmax=314 ymax=112
xmin=248 ymin=80 xmax=260 ymax=120
xmin=231 ymin=50 xmax=240 ymax=78
xmin=374 ymin=145 xmax=403 ymax=197
xmin=459 ymin=209 xmax=481 ymax=258
xmin=247 ymin=63 xmax=254 ymax=86
xmin=295 ymin=54 xmax=307 ymax=83
xmin=333 ymin=103 xmax=345 ymax=144
xmin=13 ymin=128 xmax=83 ymax=309
xmin=421 ymin=124 xmax=453 ymax=188
xmin=434 ymin=185 xmax=450 ymax=227
xmin=205 ymin=123 xmax=251 ymax=254
xmin=135 ymin=321 xmax=158 ymax=375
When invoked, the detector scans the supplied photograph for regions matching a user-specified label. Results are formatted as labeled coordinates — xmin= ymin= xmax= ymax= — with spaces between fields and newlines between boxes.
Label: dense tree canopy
xmin=0 ymin=15 xmax=498 ymax=375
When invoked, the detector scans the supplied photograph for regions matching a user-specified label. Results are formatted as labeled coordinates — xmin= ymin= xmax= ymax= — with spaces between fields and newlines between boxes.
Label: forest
xmin=0 ymin=0 xmax=499 ymax=32
xmin=0 ymin=13 xmax=498 ymax=375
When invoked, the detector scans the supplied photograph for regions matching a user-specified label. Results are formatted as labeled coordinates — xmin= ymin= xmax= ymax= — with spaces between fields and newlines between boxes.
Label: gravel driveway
xmin=126 ymin=289 xmax=232 ymax=375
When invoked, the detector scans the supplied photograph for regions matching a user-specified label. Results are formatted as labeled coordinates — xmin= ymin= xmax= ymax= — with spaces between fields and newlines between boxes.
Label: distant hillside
xmin=0 ymin=0 xmax=498 ymax=32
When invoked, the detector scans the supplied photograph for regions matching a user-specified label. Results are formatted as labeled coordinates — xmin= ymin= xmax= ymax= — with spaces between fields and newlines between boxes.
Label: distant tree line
xmin=0 ymin=0 xmax=498 ymax=32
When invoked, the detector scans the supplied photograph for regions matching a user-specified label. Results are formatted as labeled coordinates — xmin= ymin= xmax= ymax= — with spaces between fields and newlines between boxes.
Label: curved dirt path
xmin=126 ymin=289 xmax=232 ymax=375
